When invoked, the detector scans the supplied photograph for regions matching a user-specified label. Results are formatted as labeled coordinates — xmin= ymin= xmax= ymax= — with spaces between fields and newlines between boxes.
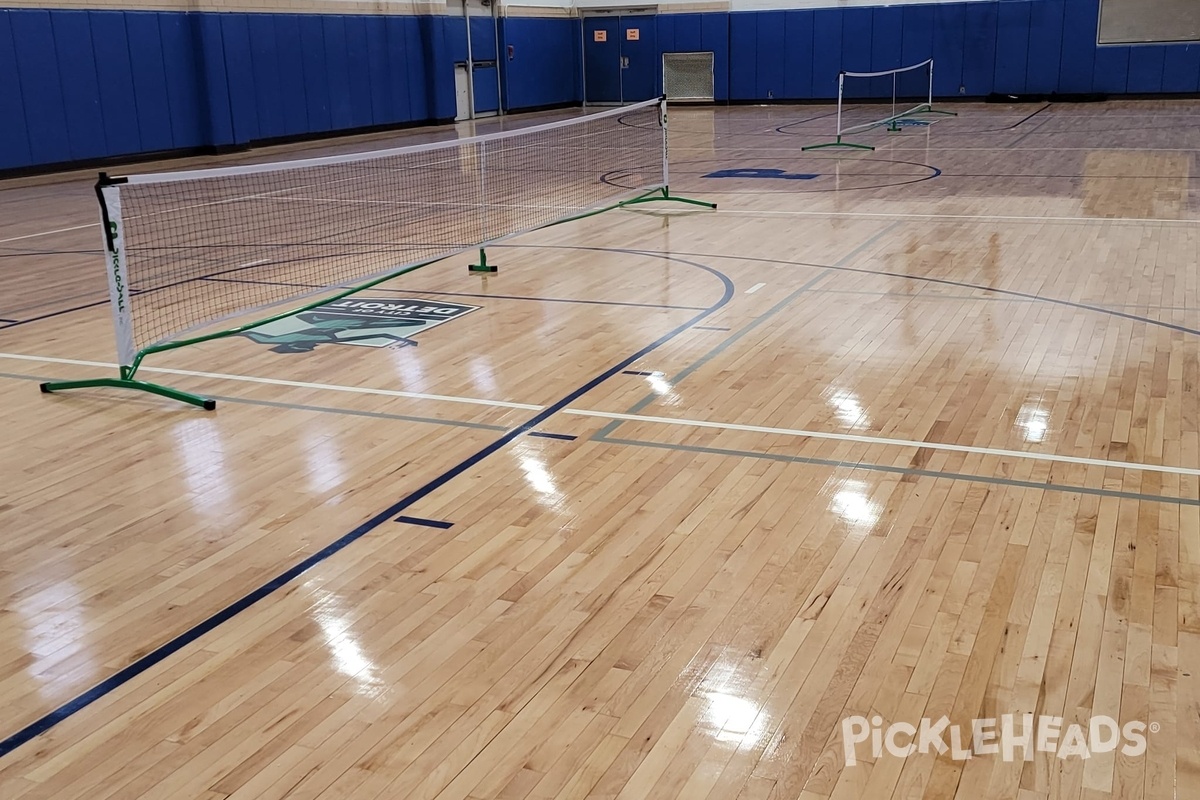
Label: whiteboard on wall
xmin=1099 ymin=0 xmax=1200 ymax=43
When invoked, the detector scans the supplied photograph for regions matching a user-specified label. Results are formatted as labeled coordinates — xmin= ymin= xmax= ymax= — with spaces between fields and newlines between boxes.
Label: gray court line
xmin=0 ymin=370 xmax=509 ymax=432
xmin=596 ymin=435 xmax=1200 ymax=507
xmin=594 ymin=222 xmax=901 ymax=438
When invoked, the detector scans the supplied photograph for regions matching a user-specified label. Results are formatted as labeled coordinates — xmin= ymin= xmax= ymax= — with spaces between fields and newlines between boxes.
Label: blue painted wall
xmin=700 ymin=0 xmax=1200 ymax=102
xmin=499 ymin=16 xmax=582 ymax=110
xmin=4 ymin=1 xmax=1200 ymax=172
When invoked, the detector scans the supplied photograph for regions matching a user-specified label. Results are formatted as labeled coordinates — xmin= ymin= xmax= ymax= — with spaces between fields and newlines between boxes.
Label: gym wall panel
xmin=498 ymin=16 xmax=580 ymax=110
xmin=470 ymin=16 xmax=496 ymax=62
xmin=364 ymin=17 xmax=391 ymax=125
xmin=298 ymin=14 xmax=333 ymax=134
xmin=50 ymin=11 xmax=107 ymax=161
xmin=9 ymin=9 xmax=71 ymax=165
xmin=959 ymin=2 xmax=998 ymax=95
xmin=673 ymin=13 xmax=703 ymax=52
xmin=0 ymin=10 xmax=34 ymax=170
xmin=993 ymin=1 xmax=1030 ymax=93
xmin=728 ymin=12 xmax=757 ymax=100
xmin=220 ymin=14 xmax=260 ymax=143
xmin=870 ymin=6 xmax=903 ymax=96
xmin=247 ymin=14 xmax=286 ymax=139
xmin=783 ymin=10 xmax=814 ymax=99
xmin=1025 ymin=0 xmax=1065 ymax=94
xmin=418 ymin=14 xmax=455 ymax=120
xmin=343 ymin=17 xmax=375 ymax=129
xmin=931 ymin=4 xmax=966 ymax=96
xmin=444 ymin=15 xmax=467 ymax=63
xmin=126 ymin=12 xmax=176 ymax=152
xmin=195 ymin=13 xmax=234 ymax=146
xmin=840 ymin=7 xmax=874 ymax=97
xmin=1091 ymin=44 xmax=1131 ymax=93
xmin=1058 ymin=0 xmax=1098 ymax=92
xmin=657 ymin=14 xmax=676 ymax=52
xmin=385 ymin=16 xmax=414 ymax=123
xmin=271 ymin=15 xmax=311 ymax=137
xmin=322 ymin=17 xmax=355 ymax=131
xmin=756 ymin=11 xmax=786 ymax=99
xmin=158 ymin=13 xmax=206 ymax=150
xmin=899 ymin=5 xmax=935 ymax=97
xmin=700 ymin=12 xmax=730 ymax=101
xmin=811 ymin=9 xmax=843 ymax=98
xmin=474 ymin=64 xmax=500 ymax=113
xmin=1127 ymin=46 xmax=1166 ymax=92
xmin=1161 ymin=44 xmax=1200 ymax=93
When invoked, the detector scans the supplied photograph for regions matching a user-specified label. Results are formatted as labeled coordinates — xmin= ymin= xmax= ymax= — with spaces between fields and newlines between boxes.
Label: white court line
xmin=745 ymin=283 xmax=766 ymax=294
xmin=0 ymin=223 xmax=98 ymax=244
xmin=0 ymin=352 xmax=542 ymax=411
xmin=715 ymin=209 xmax=1200 ymax=226
xmin=4 ymin=350 xmax=1197 ymax=477
xmin=564 ymin=409 xmax=1200 ymax=477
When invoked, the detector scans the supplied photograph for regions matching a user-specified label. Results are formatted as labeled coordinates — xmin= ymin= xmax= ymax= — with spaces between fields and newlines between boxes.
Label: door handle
xmin=621 ymin=56 xmax=629 ymax=69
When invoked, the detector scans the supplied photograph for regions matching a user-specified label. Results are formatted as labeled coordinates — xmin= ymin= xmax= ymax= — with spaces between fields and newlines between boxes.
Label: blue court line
xmin=621 ymin=370 xmax=657 ymax=376
xmin=694 ymin=326 xmax=731 ymax=331
xmin=527 ymin=431 xmax=578 ymax=441
xmin=0 ymin=251 xmax=734 ymax=760
xmin=395 ymin=515 xmax=454 ymax=529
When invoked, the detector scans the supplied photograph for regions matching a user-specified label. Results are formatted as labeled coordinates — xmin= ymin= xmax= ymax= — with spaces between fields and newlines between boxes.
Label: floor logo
xmin=240 ymin=298 xmax=479 ymax=353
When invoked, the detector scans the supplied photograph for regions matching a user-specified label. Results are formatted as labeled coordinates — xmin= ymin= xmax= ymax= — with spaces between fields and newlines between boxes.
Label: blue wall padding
xmin=784 ymin=11 xmax=815 ymax=99
xmin=470 ymin=16 xmax=496 ymax=62
xmin=728 ymin=13 xmax=755 ymax=100
xmin=474 ymin=65 xmax=500 ymax=113
xmin=811 ymin=10 xmax=843 ymax=99
xmin=5 ymin=1 xmax=1200 ymax=172
xmin=9 ymin=9 xmax=72 ymax=165
xmin=498 ymin=16 xmax=581 ymax=111
xmin=50 ymin=11 xmax=107 ymax=161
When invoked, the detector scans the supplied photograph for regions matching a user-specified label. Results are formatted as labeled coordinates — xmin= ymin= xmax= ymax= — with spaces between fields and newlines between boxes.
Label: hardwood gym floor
xmin=0 ymin=101 xmax=1198 ymax=799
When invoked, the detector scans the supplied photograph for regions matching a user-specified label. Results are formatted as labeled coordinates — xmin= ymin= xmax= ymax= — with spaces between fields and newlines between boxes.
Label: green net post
xmin=469 ymin=248 xmax=497 ymax=273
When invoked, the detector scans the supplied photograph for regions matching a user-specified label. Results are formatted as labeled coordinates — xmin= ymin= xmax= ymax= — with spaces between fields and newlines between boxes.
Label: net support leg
xmin=469 ymin=248 xmax=497 ymax=273
xmin=41 ymin=375 xmax=216 ymax=410
xmin=802 ymin=136 xmax=875 ymax=152
xmin=619 ymin=186 xmax=716 ymax=210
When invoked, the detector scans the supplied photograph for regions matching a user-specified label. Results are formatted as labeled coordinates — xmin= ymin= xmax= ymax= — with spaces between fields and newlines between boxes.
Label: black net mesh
xmin=113 ymin=100 xmax=664 ymax=349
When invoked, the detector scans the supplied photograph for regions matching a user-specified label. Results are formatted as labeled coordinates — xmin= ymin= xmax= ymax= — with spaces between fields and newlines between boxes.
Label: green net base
xmin=41 ymin=377 xmax=215 ymax=410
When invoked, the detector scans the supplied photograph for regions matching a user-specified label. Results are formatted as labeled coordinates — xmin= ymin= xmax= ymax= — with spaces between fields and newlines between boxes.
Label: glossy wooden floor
xmin=1 ymin=101 xmax=1199 ymax=800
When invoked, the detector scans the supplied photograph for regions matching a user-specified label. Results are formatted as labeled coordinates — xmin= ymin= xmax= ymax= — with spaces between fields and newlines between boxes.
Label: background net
xmin=112 ymin=99 xmax=664 ymax=351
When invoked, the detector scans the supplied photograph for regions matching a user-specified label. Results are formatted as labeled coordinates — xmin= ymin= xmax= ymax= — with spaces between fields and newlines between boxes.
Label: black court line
xmin=0 ymin=299 xmax=112 ymax=330
xmin=621 ymin=369 xmax=657 ymax=376
xmin=395 ymin=515 xmax=454 ymax=529
xmin=0 ymin=251 xmax=735 ymax=760
xmin=0 ymin=318 xmax=17 ymax=323
xmin=527 ymin=431 xmax=578 ymax=441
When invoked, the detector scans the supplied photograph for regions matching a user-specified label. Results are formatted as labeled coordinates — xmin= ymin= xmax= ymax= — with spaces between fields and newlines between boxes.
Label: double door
xmin=583 ymin=15 xmax=658 ymax=104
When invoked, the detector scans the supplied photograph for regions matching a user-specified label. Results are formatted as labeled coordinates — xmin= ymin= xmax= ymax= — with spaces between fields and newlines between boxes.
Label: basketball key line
xmin=4 ymin=350 xmax=1197 ymax=477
